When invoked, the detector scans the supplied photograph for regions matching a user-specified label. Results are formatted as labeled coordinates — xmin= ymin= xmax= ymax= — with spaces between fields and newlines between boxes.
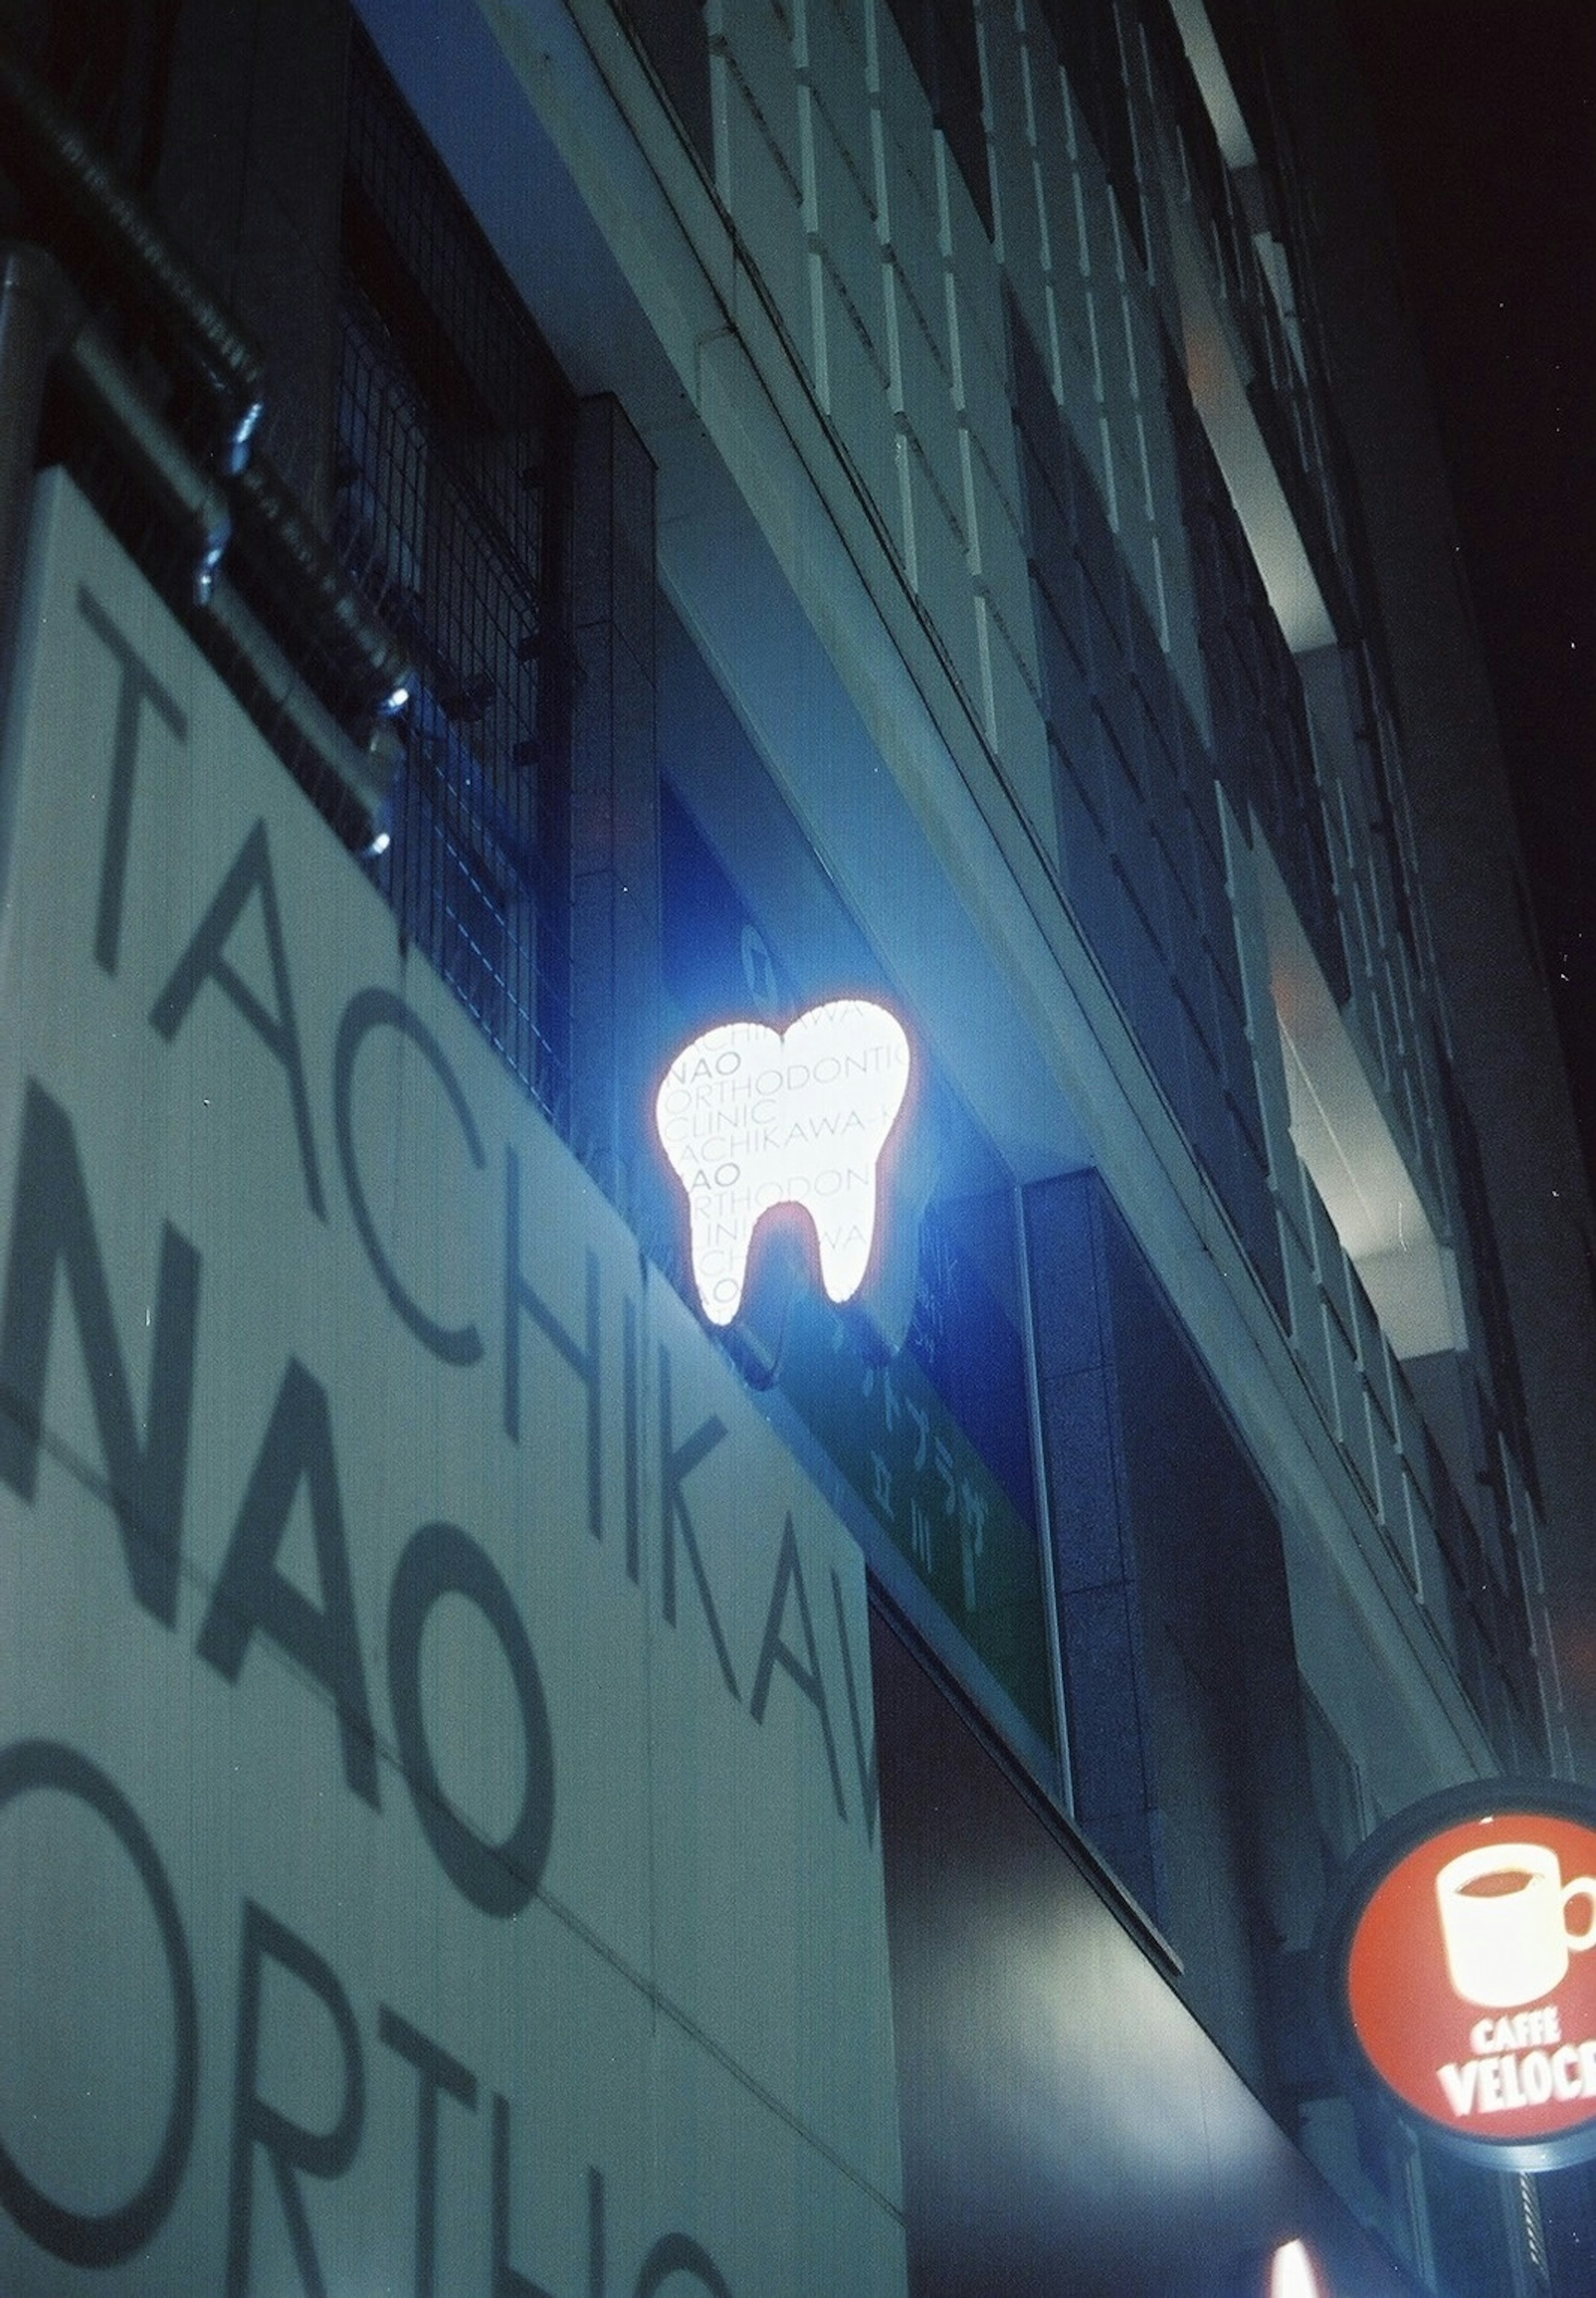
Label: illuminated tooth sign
xmin=1325 ymin=1782 xmax=1596 ymax=2171
xmin=655 ymin=999 xmax=911 ymax=1328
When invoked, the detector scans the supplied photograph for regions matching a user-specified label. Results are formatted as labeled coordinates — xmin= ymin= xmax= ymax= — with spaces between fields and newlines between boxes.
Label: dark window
xmin=336 ymin=25 xmax=574 ymax=1120
xmin=1301 ymin=1686 xmax=1364 ymax=1872
xmin=1035 ymin=0 xmax=1145 ymax=266
xmin=878 ymin=0 xmax=993 ymax=237
xmin=1426 ymin=1426 xmax=1544 ymax=1769
xmin=617 ymin=0 xmax=713 ymax=168
xmin=1025 ymin=1169 xmax=1321 ymax=2092
xmin=1009 ymin=291 xmax=1288 ymax=1321
xmin=1165 ymin=330 xmax=1350 ymax=1010
xmin=1435 ymin=1044 xmax=1542 ymax=1516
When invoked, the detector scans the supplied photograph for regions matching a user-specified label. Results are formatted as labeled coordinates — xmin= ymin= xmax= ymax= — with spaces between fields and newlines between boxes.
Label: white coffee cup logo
xmin=1436 ymin=1841 xmax=1596 ymax=2008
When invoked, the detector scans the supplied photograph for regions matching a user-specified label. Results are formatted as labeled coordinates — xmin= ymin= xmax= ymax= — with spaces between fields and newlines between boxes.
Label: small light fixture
xmin=1269 ymin=2240 xmax=1324 ymax=2298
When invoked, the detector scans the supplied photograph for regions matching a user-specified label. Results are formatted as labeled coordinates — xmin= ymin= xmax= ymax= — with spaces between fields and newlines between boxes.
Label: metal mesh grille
xmin=336 ymin=27 xmax=572 ymax=1119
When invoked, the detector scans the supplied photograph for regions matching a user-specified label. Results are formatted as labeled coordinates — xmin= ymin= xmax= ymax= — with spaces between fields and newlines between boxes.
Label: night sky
xmin=1334 ymin=0 xmax=1596 ymax=1184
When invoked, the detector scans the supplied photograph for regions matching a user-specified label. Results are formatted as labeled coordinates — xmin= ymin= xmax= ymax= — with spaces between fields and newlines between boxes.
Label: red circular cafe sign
xmin=1338 ymin=1794 xmax=1596 ymax=2169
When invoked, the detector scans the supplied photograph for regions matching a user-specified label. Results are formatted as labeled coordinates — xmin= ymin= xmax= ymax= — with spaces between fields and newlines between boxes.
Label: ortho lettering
xmin=588 ymin=2166 xmax=605 ymax=2298
xmin=633 ymin=2231 xmax=734 ymax=2298
xmin=0 ymin=1741 xmax=198 ymax=2267
xmin=227 ymin=1901 xmax=363 ymax=2298
xmin=490 ymin=2094 xmax=555 ymax=2298
xmin=379 ymin=2005 xmax=478 ymax=2298
xmin=490 ymin=2108 xmax=606 ymax=2298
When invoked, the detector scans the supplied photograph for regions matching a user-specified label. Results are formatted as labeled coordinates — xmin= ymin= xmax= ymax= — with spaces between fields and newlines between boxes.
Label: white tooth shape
xmin=655 ymin=999 xmax=912 ymax=1328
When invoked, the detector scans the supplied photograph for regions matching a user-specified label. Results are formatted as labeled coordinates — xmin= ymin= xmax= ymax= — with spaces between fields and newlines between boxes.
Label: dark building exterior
xmin=2 ymin=1 xmax=1594 ymax=2292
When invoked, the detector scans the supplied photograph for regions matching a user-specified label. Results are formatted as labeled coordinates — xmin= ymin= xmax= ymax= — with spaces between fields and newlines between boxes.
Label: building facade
xmin=2 ymin=0 xmax=1594 ymax=2292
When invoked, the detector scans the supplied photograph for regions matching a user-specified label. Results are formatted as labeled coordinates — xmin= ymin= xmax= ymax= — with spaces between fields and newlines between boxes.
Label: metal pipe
xmin=3 ymin=249 xmax=392 ymax=857
xmin=0 ymin=244 xmax=74 ymax=739
xmin=201 ymin=579 xmax=399 ymax=854
xmin=0 ymin=40 xmax=266 ymax=471
xmin=230 ymin=453 xmax=414 ymax=723
xmin=58 ymin=317 xmax=232 ymax=603
xmin=0 ymin=59 xmax=404 ymax=854
xmin=0 ymin=42 xmax=410 ymax=741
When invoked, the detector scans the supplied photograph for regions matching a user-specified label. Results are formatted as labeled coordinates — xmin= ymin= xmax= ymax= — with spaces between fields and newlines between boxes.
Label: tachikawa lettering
xmin=335 ymin=987 xmax=486 ymax=1366
xmin=150 ymin=817 xmax=327 ymax=1221
xmin=77 ymin=582 xmax=187 ymax=978
xmin=38 ymin=589 xmax=868 ymax=1831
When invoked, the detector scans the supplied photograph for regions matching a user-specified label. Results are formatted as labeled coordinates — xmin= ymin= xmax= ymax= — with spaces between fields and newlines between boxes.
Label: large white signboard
xmin=0 ymin=473 xmax=908 ymax=2294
